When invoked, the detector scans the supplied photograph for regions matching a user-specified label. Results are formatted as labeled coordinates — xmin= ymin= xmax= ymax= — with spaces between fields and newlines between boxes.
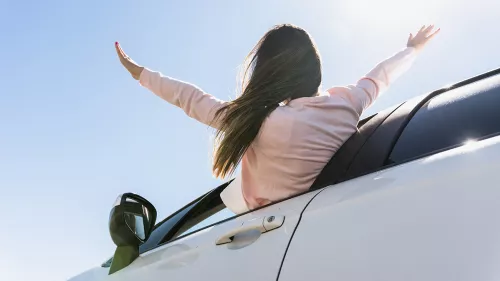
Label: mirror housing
xmin=108 ymin=193 xmax=157 ymax=275
xmin=109 ymin=193 xmax=157 ymax=247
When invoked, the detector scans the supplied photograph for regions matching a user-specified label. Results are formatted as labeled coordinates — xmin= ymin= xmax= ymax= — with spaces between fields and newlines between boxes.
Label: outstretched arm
xmin=115 ymin=42 xmax=226 ymax=128
xmin=138 ymin=69 xmax=226 ymax=128
xmin=328 ymin=25 xmax=440 ymax=114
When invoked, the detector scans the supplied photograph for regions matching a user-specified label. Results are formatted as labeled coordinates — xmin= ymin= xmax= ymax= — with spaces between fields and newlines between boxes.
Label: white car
xmin=69 ymin=67 xmax=500 ymax=281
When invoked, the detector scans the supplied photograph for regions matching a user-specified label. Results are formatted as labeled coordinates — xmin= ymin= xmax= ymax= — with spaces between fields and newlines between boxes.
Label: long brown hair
xmin=212 ymin=24 xmax=322 ymax=178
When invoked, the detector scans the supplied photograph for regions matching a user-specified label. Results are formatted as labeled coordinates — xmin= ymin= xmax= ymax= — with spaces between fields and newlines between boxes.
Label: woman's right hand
xmin=115 ymin=42 xmax=144 ymax=80
xmin=407 ymin=25 xmax=440 ymax=51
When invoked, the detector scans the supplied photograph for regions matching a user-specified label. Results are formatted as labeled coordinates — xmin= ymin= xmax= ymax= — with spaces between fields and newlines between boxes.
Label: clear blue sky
xmin=2 ymin=0 xmax=499 ymax=280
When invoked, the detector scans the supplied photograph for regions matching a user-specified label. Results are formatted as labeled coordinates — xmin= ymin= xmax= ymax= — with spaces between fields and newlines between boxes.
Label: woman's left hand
xmin=115 ymin=42 xmax=144 ymax=80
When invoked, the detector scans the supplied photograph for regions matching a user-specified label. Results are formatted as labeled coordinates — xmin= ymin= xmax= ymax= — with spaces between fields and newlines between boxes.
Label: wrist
xmin=407 ymin=44 xmax=423 ymax=52
xmin=134 ymin=66 xmax=145 ymax=80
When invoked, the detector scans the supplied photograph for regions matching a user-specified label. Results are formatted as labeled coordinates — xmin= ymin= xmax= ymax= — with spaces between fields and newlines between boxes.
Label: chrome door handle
xmin=215 ymin=215 xmax=285 ymax=245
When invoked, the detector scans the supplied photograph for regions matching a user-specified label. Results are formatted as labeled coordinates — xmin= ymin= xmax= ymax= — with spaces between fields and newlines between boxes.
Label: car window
xmin=388 ymin=74 xmax=500 ymax=163
xmin=136 ymin=182 xmax=235 ymax=253
xmin=168 ymin=186 xmax=233 ymax=240
xmin=175 ymin=207 xmax=234 ymax=238
xmin=139 ymin=198 xmax=199 ymax=253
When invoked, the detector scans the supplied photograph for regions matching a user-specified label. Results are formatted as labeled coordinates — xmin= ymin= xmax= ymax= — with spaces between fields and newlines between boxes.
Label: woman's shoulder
xmin=287 ymin=92 xmax=327 ymax=105
xmin=277 ymin=90 xmax=360 ymax=121
xmin=286 ymin=90 xmax=351 ymax=107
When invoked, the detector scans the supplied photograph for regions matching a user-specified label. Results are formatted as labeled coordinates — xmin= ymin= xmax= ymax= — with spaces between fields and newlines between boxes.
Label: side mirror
xmin=109 ymin=193 xmax=157 ymax=247
xmin=108 ymin=193 xmax=157 ymax=275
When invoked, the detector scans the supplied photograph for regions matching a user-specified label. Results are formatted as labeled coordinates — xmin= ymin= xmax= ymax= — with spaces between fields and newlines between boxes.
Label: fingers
xmin=117 ymin=42 xmax=126 ymax=58
xmin=415 ymin=24 xmax=439 ymax=38
xmin=118 ymin=43 xmax=127 ymax=59
xmin=115 ymin=42 xmax=123 ymax=59
xmin=115 ymin=42 xmax=133 ymax=61
xmin=115 ymin=42 xmax=129 ymax=66
xmin=426 ymin=28 xmax=441 ymax=40
xmin=407 ymin=24 xmax=440 ymax=50
xmin=417 ymin=25 xmax=431 ymax=37
xmin=114 ymin=41 xmax=143 ymax=80
xmin=423 ymin=24 xmax=435 ymax=34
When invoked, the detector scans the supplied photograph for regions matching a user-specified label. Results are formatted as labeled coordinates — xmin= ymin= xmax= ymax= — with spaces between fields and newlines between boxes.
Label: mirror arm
xmin=108 ymin=245 xmax=139 ymax=275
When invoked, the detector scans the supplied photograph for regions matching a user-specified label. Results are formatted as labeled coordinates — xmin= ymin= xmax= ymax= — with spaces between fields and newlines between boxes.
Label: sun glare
xmin=340 ymin=0 xmax=445 ymax=30
xmin=464 ymin=139 xmax=477 ymax=146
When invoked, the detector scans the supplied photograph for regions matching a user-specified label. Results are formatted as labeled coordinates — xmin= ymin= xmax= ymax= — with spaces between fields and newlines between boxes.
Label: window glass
xmin=139 ymin=183 xmax=234 ymax=253
xmin=388 ymin=75 xmax=500 ymax=163
xmin=139 ymin=203 xmax=196 ymax=253
xmin=176 ymin=207 xmax=234 ymax=238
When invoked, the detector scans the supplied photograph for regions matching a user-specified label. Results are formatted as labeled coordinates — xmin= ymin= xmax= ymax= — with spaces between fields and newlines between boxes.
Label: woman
xmin=115 ymin=24 xmax=439 ymax=211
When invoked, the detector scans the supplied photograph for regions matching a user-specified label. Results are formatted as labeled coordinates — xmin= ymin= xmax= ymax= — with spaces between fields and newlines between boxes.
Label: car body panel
xmin=279 ymin=136 xmax=500 ymax=281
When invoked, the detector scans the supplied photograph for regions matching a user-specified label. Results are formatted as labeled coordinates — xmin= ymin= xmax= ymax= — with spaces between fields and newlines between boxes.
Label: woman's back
xmin=243 ymin=94 xmax=359 ymax=208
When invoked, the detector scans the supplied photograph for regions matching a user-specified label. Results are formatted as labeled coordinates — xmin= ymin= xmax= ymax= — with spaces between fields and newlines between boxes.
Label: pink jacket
xmin=140 ymin=47 xmax=417 ymax=210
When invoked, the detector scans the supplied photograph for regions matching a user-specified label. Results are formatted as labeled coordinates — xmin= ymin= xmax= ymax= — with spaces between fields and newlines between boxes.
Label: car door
xmin=279 ymin=69 xmax=500 ymax=280
xmin=101 ymin=183 xmax=323 ymax=281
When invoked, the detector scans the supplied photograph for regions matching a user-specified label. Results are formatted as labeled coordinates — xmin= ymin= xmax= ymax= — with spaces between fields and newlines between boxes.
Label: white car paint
xmin=68 ymin=189 xmax=321 ymax=281
xmin=279 ymin=135 xmax=500 ymax=281
xmin=68 ymin=267 xmax=109 ymax=281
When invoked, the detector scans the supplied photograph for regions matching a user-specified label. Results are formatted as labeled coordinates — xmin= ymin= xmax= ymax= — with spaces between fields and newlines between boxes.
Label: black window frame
xmin=309 ymin=102 xmax=405 ymax=190
xmin=158 ymin=183 xmax=228 ymax=244
xmin=136 ymin=182 xmax=229 ymax=254
xmin=341 ymin=94 xmax=425 ymax=181
xmin=138 ymin=189 xmax=208 ymax=253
